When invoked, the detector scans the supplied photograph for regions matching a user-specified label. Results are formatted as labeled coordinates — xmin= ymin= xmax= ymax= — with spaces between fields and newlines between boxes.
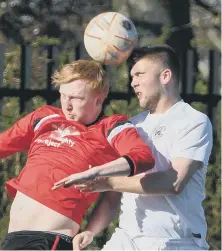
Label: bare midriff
xmin=8 ymin=191 xmax=80 ymax=237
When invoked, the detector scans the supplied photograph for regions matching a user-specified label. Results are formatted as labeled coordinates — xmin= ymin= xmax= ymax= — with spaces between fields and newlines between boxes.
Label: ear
xmin=160 ymin=69 xmax=172 ymax=85
xmin=95 ymin=93 xmax=106 ymax=106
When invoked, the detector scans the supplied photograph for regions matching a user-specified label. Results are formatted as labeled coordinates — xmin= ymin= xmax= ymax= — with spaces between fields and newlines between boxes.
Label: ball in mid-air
xmin=84 ymin=12 xmax=138 ymax=65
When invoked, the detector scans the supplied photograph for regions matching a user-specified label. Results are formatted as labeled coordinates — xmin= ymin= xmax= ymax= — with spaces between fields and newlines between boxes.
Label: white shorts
xmin=102 ymin=228 xmax=206 ymax=250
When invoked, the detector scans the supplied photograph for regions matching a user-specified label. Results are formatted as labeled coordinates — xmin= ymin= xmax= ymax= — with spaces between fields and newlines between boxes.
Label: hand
xmin=75 ymin=177 xmax=112 ymax=193
xmin=72 ymin=231 xmax=94 ymax=250
xmin=52 ymin=166 xmax=98 ymax=190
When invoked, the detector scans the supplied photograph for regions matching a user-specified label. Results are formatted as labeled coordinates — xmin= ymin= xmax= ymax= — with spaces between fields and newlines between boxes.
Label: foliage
xmin=0 ymin=0 xmax=221 ymax=249
xmin=0 ymin=41 xmax=221 ymax=250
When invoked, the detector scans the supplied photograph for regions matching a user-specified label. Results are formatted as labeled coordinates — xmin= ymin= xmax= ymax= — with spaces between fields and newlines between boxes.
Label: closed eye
xmin=136 ymin=72 xmax=145 ymax=77
xmin=60 ymin=93 xmax=84 ymax=100
xmin=70 ymin=96 xmax=84 ymax=100
xmin=131 ymin=72 xmax=145 ymax=78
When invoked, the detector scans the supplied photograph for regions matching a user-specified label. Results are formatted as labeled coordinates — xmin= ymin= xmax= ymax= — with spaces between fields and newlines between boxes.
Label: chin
xmin=139 ymin=101 xmax=147 ymax=109
xmin=66 ymin=116 xmax=76 ymax=121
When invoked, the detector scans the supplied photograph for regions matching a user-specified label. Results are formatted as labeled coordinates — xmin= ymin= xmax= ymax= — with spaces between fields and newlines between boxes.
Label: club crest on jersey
xmin=51 ymin=124 xmax=80 ymax=138
xmin=153 ymin=126 xmax=166 ymax=139
xmin=49 ymin=124 xmax=80 ymax=147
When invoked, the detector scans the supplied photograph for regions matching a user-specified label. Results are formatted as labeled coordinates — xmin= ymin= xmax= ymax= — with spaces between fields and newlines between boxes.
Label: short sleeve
xmin=103 ymin=114 xmax=154 ymax=175
xmin=170 ymin=116 xmax=213 ymax=166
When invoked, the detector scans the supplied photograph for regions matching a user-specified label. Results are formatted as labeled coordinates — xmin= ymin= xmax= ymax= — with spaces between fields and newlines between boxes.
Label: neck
xmin=150 ymin=94 xmax=181 ymax=114
xmin=86 ymin=108 xmax=104 ymax=126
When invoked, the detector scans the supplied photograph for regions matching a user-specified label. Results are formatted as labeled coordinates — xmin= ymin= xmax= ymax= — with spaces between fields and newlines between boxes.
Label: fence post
xmin=181 ymin=49 xmax=195 ymax=101
xmin=47 ymin=45 xmax=59 ymax=105
xmin=126 ymin=60 xmax=134 ymax=103
xmin=0 ymin=44 xmax=4 ymax=88
xmin=0 ymin=44 xmax=5 ymax=130
xmin=208 ymin=50 xmax=221 ymax=128
xmin=75 ymin=43 xmax=89 ymax=60
xmin=20 ymin=44 xmax=32 ymax=113
xmin=75 ymin=44 xmax=81 ymax=60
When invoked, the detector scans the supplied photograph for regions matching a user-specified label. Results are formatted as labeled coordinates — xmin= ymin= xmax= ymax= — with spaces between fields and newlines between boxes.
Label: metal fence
xmin=0 ymin=43 xmax=221 ymax=141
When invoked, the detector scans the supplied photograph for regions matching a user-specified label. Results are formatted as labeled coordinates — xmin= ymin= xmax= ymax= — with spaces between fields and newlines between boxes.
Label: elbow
xmin=124 ymin=151 xmax=155 ymax=176
xmin=134 ymin=159 xmax=155 ymax=175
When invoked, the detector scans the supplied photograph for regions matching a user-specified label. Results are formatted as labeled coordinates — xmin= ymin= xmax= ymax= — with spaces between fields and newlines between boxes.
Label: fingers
xmin=80 ymin=234 xmax=93 ymax=249
xmin=54 ymin=176 xmax=70 ymax=186
xmin=51 ymin=182 xmax=65 ymax=190
xmin=75 ymin=182 xmax=94 ymax=191
xmin=52 ymin=176 xmax=73 ymax=190
xmin=52 ymin=166 xmax=93 ymax=191
xmin=72 ymin=232 xmax=93 ymax=250
xmin=75 ymin=183 xmax=97 ymax=193
xmin=52 ymin=184 xmax=65 ymax=191
xmin=72 ymin=235 xmax=83 ymax=251
xmin=80 ymin=188 xmax=95 ymax=193
xmin=75 ymin=184 xmax=89 ymax=189
xmin=52 ymin=178 xmax=89 ymax=191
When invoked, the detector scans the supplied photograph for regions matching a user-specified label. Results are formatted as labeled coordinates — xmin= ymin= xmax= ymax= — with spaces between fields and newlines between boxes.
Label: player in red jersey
xmin=0 ymin=60 xmax=154 ymax=250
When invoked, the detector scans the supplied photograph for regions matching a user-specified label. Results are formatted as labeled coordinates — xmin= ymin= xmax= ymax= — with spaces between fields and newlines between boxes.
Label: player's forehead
xmin=130 ymin=57 xmax=161 ymax=76
xmin=130 ymin=58 xmax=151 ymax=76
xmin=59 ymin=79 xmax=90 ymax=96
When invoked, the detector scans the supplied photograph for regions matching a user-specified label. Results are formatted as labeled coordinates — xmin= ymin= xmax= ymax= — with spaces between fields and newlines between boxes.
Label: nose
xmin=64 ymin=98 xmax=72 ymax=111
xmin=131 ymin=78 xmax=139 ymax=88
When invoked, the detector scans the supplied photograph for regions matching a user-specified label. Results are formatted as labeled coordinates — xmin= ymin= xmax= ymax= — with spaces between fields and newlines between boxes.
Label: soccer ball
xmin=84 ymin=12 xmax=138 ymax=65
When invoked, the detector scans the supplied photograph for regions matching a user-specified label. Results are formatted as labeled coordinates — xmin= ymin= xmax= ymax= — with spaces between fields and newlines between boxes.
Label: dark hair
xmin=131 ymin=45 xmax=180 ymax=81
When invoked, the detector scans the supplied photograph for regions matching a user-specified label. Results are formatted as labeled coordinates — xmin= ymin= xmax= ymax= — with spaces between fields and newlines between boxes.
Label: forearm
xmin=85 ymin=191 xmax=122 ymax=236
xmin=108 ymin=168 xmax=178 ymax=195
xmin=94 ymin=157 xmax=131 ymax=177
xmin=52 ymin=157 xmax=132 ymax=190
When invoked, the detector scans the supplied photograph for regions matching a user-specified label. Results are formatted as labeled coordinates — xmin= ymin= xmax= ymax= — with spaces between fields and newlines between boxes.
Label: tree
xmin=0 ymin=0 xmax=221 ymax=249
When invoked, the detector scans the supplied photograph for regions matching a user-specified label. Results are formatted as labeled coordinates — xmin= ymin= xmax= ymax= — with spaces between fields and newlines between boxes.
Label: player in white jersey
xmin=71 ymin=45 xmax=213 ymax=250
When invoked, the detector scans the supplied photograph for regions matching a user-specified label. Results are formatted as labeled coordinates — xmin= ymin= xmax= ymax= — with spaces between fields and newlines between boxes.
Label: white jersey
xmin=119 ymin=100 xmax=213 ymax=249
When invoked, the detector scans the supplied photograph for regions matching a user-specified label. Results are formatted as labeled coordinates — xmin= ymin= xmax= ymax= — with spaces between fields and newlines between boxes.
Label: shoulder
xmin=178 ymin=102 xmax=210 ymax=123
xmin=101 ymin=114 xmax=134 ymax=133
xmin=29 ymin=105 xmax=63 ymax=129
xmin=129 ymin=111 xmax=148 ymax=125
xmin=102 ymin=114 xmax=129 ymax=124
xmin=172 ymin=102 xmax=212 ymax=133
xmin=33 ymin=105 xmax=63 ymax=117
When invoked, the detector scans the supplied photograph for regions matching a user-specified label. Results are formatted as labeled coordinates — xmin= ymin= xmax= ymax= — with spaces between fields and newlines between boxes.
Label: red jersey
xmin=0 ymin=105 xmax=154 ymax=225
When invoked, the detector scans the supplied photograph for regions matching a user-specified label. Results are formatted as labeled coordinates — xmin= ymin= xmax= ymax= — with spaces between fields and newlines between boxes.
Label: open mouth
xmin=136 ymin=92 xmax=142 ymax=98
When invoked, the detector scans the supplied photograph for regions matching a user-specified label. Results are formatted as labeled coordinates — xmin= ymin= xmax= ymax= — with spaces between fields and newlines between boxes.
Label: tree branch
xmin=193 ymin=0 xmax=221 ymax=16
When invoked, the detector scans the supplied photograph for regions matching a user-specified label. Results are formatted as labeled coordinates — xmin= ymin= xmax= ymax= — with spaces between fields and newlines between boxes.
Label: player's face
xmin=130 ymin=58 xmax=164 ymax=110
xmin=59 ymin=79 xmax=103 ymax=125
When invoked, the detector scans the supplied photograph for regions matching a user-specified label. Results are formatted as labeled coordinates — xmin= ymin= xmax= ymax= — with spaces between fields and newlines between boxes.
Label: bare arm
xmin=82 ymin=115 xmax=212 ymax=195
xmin=72 ymin=191 xmax=121 ymax=250
xmin=53 ymin=115 xmax=155 ymax=190
xmin=52 ymin=157 xmax=132 ymax=190
xmin=107 ymin=158 xmax=203 ymax=195
xmin=77 ymin=158 xmax=204 ymax=195
xmin=85 ymin=191 xmax=122 ymax=235
xmin=71 ymin=158 xmax=201 ymax=250
xmin=93 ymin=157 xmax=131 ymax=177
